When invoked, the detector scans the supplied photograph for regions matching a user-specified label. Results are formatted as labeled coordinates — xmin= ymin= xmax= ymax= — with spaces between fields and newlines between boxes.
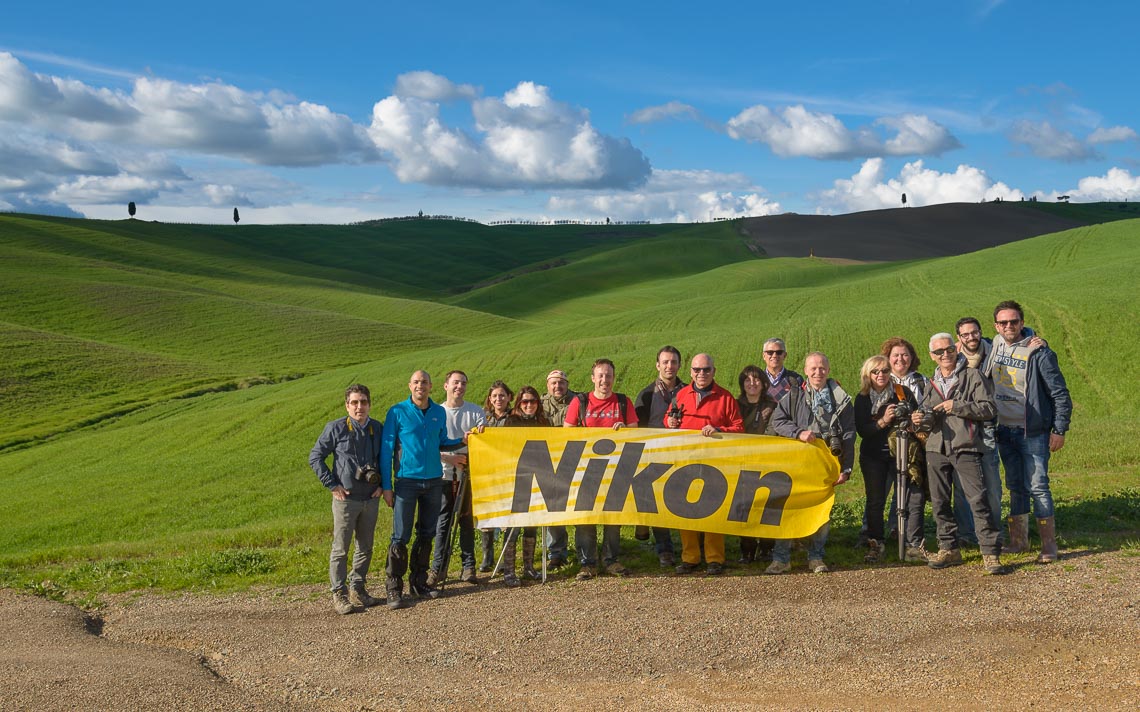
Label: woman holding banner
xmin=498 ymin=385 xmax=549 ymax=586
xmin=477 ymin=380 xmax=514 ymax=572
xmin=854 ymin=355 xmax=922 ymax=564
xmin=736 ymin=365 xmax=777 ymax=564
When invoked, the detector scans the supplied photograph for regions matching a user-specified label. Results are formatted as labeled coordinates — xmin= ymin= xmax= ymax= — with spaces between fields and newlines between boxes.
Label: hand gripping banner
xmin=468 ymin=428 xmax=838 ymax=539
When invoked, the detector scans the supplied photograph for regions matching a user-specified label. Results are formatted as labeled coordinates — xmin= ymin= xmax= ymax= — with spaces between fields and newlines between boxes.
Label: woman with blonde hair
xmin=854 ymin=354 xmax=925 ymax=563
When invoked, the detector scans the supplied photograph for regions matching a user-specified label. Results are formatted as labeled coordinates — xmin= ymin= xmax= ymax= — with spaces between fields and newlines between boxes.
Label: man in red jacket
xmin=666 ymin=353 xmax=744 ymax=575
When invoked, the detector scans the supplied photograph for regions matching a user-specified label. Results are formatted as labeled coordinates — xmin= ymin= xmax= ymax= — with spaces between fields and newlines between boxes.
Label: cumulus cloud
xmin=393 ymin=71 xmax=478 ymax=101
xmin=545 ymin=169 xmax=780 ymax=223
xmin=814 ymin=158 xmax=1023 ymax=213
xmin=1063 ymin=167 xmax=1140 ymax=201
xmin=1008 ymin=120 xmax=1097 ymax=161
xmin=627 ymin=101 xmax=703 ymax=125
xmin=1087 ymin=125 xmax=1137 ymax=145
xmin=726 ymin=104 xmax=959 ymax=159
xmin=370 ymin=79 xmax=651 ymax=189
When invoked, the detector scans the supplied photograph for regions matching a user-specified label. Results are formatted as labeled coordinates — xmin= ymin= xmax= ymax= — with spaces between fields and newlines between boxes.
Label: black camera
xmin=667 ymin=402 xmax=684 ymax=421
xmin=824 ymin=424 xmax=844 ymax=457
xmin=893 ymin=401 xmax=913 ymax=423
xmin=355 ymin=464 xmax=381 ymax=485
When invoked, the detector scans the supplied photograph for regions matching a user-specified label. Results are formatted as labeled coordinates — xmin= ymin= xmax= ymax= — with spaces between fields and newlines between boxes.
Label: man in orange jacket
xmin=665 ymin=353 xmax=744 ymax=575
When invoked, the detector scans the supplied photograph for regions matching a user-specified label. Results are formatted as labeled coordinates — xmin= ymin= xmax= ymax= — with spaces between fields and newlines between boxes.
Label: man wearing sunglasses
xmin=761 ymin=338 xmax=803 ymax=404
xmin=912 ymin=335 xmax=1005 ymax=574
xmin=309 ymin=384 xmax=385 ymax=614
xmin=666 ymin=353 xmax=744 ymax=575
xmin=984 ymin=300 xmax=1072 ymax=563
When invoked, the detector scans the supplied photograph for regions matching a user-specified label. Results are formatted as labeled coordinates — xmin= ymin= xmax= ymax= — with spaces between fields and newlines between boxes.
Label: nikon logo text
xmin=512 ymin=438 xmax=792 ymax=525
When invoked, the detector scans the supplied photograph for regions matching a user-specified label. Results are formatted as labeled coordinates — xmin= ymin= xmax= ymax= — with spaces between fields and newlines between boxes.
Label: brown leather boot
xmin=522 ymin=535 xmax=541 ymax=580
xmin=1036 ymin=516 xmax=1059 ymax=563
xmin=1006 ymin=514 xmax=1029 ymax=554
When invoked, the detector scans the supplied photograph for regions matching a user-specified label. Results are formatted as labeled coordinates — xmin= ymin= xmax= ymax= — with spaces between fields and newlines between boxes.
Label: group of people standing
xmin=309 ymin=299 xmax=1072 ymax=614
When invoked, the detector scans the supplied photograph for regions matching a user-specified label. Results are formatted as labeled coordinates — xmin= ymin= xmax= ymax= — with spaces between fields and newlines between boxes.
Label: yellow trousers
xmin=680 ymin=530 xmax=725 ymax=565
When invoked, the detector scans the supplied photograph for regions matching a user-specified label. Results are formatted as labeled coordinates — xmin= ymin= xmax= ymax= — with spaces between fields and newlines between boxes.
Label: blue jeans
xmin=997 ymin=426 xmax=1054 ymax=518
xmin=954 ymin=446 xmax=1003 ymax=544
xmin=391 ymin=477 xmax=444 ymax=546
xmin=772 ymin=522 xmax=830 ymax=564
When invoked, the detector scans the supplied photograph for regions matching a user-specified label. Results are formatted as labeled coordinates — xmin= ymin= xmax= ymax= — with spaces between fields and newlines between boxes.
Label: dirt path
xmin=2 ymin=549 xmax=1137 ymax=711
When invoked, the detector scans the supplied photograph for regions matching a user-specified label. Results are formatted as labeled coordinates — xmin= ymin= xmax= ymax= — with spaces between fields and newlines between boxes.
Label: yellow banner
xmin=468 ymin=427 xmax=838 ymax=538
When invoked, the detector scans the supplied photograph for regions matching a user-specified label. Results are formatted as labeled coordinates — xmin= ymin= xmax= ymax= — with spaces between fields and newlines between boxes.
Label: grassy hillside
xmin=0 ymin=212 xmax=1137 ymax=599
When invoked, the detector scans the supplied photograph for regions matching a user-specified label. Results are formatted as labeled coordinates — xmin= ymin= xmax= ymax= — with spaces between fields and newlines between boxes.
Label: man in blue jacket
xmin=309 ymin=384 xmax=384 ymax=615
xmin=381 ymin=370 xmax=465 ymax=609
xmin=984 ymin=300 xmax=1072 ymax=563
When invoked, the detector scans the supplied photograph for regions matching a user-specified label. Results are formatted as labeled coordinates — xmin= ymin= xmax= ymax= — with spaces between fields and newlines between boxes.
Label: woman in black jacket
xmin=854 ymin=354 xmax=922 ymax=564
xmin=500 ymin=385 xmax=549 ymax=585
xmin=736 ymin=365 xmax=778 ymax=563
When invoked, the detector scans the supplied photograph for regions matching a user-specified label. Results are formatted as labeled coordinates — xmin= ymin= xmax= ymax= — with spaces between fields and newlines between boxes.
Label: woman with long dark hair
xmin=499 ymin=385 xmax=550 ymax=586
xmin=736 ymin=365 xmax=777 ymax=563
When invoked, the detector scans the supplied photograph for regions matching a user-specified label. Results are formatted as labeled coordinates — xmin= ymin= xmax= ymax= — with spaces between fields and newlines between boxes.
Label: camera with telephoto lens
xmin=355 ymin=464 xmax=381 ymax=485
xmin=825 ymin=424 xmax=844 ymax=457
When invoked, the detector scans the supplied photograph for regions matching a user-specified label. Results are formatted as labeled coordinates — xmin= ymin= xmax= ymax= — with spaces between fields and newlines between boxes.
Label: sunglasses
xmin=870 ymin=368 xmax=889 ymax=375
xmin=347 ymin=399 xmax=370 ymax=406
xmin=995 ymin=319 xmax=1022 ymax=327
xmin=691 ymin=366 xmax=713 ymax=373
xmin=931 ymin=347 xmax=957 ymax=357
xmin=763 ymin=350 xmax=786 ymax=356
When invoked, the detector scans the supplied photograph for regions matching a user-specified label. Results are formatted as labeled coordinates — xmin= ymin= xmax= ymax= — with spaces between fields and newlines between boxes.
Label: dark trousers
xmin=927 ymin=451 xmax=1001 ymax=556
xmin=860 ymin=454 xmax=893 ymax=542
xmin=432 ymin=477 xmax=475 ymax=572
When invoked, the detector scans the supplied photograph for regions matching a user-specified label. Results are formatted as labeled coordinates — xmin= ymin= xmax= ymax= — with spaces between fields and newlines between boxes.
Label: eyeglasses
xmin=931 ymin=347 xmax=957 ymax=357
xmin=691 ymin=367 xmax=713 ymax=373
xmin=870 ymin=368 xmax=889 ymax=376
xmin=763 ymin=350 xmax=786 ymax=356
xmin=958 ymin=330 xmax=981 ymax=339
xmin=519 ymin=399 xmax=539 ymax=405
xmin=347 ymin=399 xmax=370 ymax=406
xmin=995 ymin=319 xmax=1021 ymax=327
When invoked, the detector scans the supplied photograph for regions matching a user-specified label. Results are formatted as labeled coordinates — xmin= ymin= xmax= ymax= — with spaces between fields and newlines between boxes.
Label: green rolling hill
xmin=0 ymin=208 xmax=1136 ymax=595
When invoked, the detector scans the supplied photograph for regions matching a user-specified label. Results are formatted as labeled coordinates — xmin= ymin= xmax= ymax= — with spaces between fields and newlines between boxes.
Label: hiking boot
xmin=904 ymin=544 xmax=929 ymax=563
xmin=503 ymin=571 xmax=521 ymax=587
xmin=522 ymin=536 xmax=541 ymax=580
xmin=982 ymin=554 xmax=1008 ymax=575
xmin=706 ymin=562 xmax=725 ymax=576
xmin=409 ymin=582 xmax=441 ymax=600
xmin=674 ymin=561 xmax=700 ymax=575
xmin=332 ymin=590 xmax=356 ymax=615
xmin=1006 ymin=514 xmax=1030 ymax=554
xmin=765 ymin=561 xmax=790 ymax=575
xmin=425 ymin=569 xmax=441 ymax=588
xmin=575 ymin=565 xmax=596 ymax=581
xmin=864 ymin=539 xmax=883 ymax=564
xmin=926 ymin=548 xmax=963 ymax=569
xmin=634 ymin=525 xmax=651 ymax=541
xmin=548 ymin=555 xmax=567 ymax=569
xmin=604 ymin=561 xmax=630 ymax=577
xmin=1036 ymin=516 xmax=1059 ymax=563
xmin=350 ymin=585 xmax=380 ymax=608
xmin=386 ymin=588 xmax=409 ymax=610
xmin=808 ymin=559 xmax=829 ymax=574
xmin=658 ymin=552 xmax=675 ymax=567
xmin=459 ymin=566 xmax=478 ymax=584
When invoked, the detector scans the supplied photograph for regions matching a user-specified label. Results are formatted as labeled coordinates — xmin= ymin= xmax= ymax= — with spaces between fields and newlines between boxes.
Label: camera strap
xmin=346 ymin=417 xmax=376 ymax=468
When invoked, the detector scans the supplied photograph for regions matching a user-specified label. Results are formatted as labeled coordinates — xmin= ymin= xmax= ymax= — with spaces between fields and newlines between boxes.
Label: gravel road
xmin=2 ymin=549 xmax=1137 ymax=711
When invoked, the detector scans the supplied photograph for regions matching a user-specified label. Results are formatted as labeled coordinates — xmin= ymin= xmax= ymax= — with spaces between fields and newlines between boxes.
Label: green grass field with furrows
xmin=0 ymin=209 xmax=1136 ymax=601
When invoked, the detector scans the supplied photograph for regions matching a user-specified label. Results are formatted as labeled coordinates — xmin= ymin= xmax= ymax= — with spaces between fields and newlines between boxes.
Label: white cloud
xmin=726 ymin=104 xmax=960 ymax=159
xmin=370 ymin=79 xmax=651 ymax=189
xmin=1008 ymin=120 xmax=1097 ymax=161
xmin=48 ymin=173 xmax=179 ymax=205
xmin=1062 ymin=167 xmax=1140 ymax=202
xmin=814 ymin=158 xmax=1023 ymax=213
xmin=393 ymin=71 xmax=477 ymax=101
xmin=1087 ymin=125 xmax=1137 ymax=145
xmin=545 ymin=169 xmax=780 ymax=223
xmin=627 ymin=101 xmax=702 ymax=125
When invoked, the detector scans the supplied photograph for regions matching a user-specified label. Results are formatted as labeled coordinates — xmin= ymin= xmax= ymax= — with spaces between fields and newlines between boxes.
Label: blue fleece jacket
xmin=380 ymin=397 xmax=463 ymax=489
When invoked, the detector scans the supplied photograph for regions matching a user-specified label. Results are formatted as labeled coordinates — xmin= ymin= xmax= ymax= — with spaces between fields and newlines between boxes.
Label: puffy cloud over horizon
xmin=725 ymin=105 xmax=961 ymax=159
xmin=814 ymin=158 xmax=1023 ymax=213
xmin=545 ymin=169 xmax=781 ymax=223
xmin=370 ymin=77 xmax=651 ymax=189
xmin=1060 ymin=167 xmax=1140 ymax=202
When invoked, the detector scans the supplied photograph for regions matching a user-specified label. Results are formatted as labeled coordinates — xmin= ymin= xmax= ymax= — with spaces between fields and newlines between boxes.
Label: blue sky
xmin=2 ymin=0 xmax=1137 ymax=223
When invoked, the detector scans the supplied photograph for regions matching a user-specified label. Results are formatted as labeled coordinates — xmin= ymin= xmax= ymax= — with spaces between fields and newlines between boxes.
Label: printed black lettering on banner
xmin=513 ymin=440 xmax=585 ymax=513
xmin=727 ymin=470 xmax=792 ymax=525
xmin=601 ymin=442 xmax=670 ymax=513
xmin=662 ymin=464 xmax=728 ymax=519
xmin=575 ymin=445 xmax=615 ymax=511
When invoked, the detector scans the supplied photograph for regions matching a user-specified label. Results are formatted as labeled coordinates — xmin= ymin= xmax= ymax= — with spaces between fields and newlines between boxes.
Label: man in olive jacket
xmin=913 ymin=333 xmax=1005 ymax=575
